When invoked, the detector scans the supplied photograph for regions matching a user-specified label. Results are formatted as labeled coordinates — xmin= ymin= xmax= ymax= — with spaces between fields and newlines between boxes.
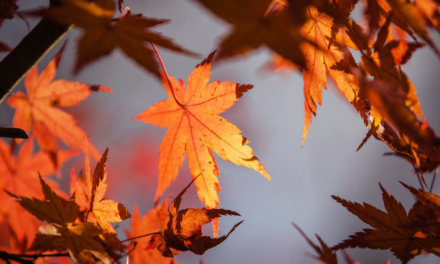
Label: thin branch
xmin=0 ymin=19 xmax=72 ymax=104
xmin=119 ymin=232 xmax=160 ymax=244
xmin=430 ymin=167 xmax=438 ymax=193
xmin=114 ymin=242 xmax=137 ymax=263
xmin=150 ymin=43 xmax=184 ymax=108
xmin=0 ymin=250 xmax=69 ymax=264
xmin=411 ymin=161 xmax=426 ymax=191
xmin=0 ymin=127 xmax=28 ymax=139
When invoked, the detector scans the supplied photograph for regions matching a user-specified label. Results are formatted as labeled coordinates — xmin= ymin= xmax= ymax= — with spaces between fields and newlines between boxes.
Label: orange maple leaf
xmin=332 ymin=183 xmax=440 ymax=263
xmin=44 ymin=0 xmax=196 ymax=76
xmin=125 ymin=204 xmax=176 ymax=264
xmin=0 ymin=138 xmax=77 ymax=245
xmin=84 ymin=148 xmax=131 ymax=233
xmin=300 ymin=6 xmax=360 ymax=145
xmin=386 ymin=0 xmax=439 ymax=54
xmin=70 ymin=168 xmax=89 ymax=214
xmin=134 ymin=51 xmax=270 ymax=229
xmin=364 ymin=79 xmax=440 ymax=164
xmin=7 ymin=55 xmax=111 ymax=162
xmin=362 ymin=0 xmax=416 ymax=39
xmin=147 ymin=177 xmax=243 ymax=257
xmin=361 ymin=40 xmax=426 ymax=123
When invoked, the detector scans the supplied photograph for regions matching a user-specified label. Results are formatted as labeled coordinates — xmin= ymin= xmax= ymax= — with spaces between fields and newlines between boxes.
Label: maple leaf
xmin=43 ymin=0 xmax=196 ymax=76
xmin=332 ymin=183 xmax=440 ymax=263
xmin=192 ymin=0 xmax=306 ymax=66
xmin=7 ymin=175 xmax=113 ymax=264
xmin=146 ymin=177 xmax=243 ymax=257
xmin=134 ymin=51 xmax=270 ymax=226
xmin=407 ymin=200 xmax=440 ymax=237
xmin=401 ymin=182 xmax=440 ymax=216
xmin=70 ymin=168 xmax=89 ymax=214
xmin=292 ymin=223 xmax=337 ymax=264
xmin=7 ymin=54 xmax=111 ymax=162
xmin=0 ymin=138 xmax=77 ymax=245
xmin=386 ymin=0 xmax=439 ymax=54
xmin=300 ymin=6 xmax=360 ymax=145
xmin=353 ymin=20 xmax=438 ymax=168
xmin=125 ymin=204 xmax=176 ymax=264
xmin=361 ymin=40 xmax=426 ymax=122
xmin=363 ymin=78 xmax=440 ymax=167
xmin=361 ymin=0 xmax=417 ymax=39
xmin=413 ymin=0 xmax=440 ymax=35
xmin=85 ymin=148 xmax=131 ymax=233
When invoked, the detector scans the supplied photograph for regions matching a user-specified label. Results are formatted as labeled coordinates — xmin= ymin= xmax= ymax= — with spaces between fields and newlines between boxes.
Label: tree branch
xmin=0 ymin=250 xmax=69 ymax=264
xmin=0 ymin=127 xmax=28 ymax=139
xmin=0 ymin=18 xmax=72 ymax=104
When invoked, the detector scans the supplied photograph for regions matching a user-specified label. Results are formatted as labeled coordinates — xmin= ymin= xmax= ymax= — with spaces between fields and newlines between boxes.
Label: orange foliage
xmin=0 ymin=138 xmax=76 ymax=245
xmin=125 ymin=204 xmax=176 ymax=264
xmin=2 ymin=0 xmax=440 ymax=263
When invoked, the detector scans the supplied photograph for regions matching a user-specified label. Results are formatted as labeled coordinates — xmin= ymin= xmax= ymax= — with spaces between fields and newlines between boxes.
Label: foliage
xmin=0 ymin=0 xmax=440 ymax=263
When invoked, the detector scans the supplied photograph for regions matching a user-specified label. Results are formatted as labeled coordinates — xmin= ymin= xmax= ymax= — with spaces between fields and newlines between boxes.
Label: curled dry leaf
xmin=146 ymin=177 xmax=243 ymax=257
xmin=125 ymin=204 xmax=176 ymax=264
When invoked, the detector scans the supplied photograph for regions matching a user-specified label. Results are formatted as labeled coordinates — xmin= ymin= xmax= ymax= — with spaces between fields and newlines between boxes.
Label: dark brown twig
xmin=0 ymin=19 xmax=72 ymax=104
xmin=0 ymin=250 xmax=69 ymax=264
xmin=430 ymin=167 xmax=438 ymax=193
xmin=0 ymin=127 xmax=28 ymax=139
xmin=119 ymin=232 xmax=160 ymax=245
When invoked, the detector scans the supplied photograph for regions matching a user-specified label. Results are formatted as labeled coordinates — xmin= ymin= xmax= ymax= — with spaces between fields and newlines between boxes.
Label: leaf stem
xmin=411 ymin=161 xmax=425 ymax=191
xmin=119 ymin=232 xmax=160 ymax=244
xmin=0 ymin=19 xmax=72 ymax=104
xmin=264 ymin=1 xmax=279 ymax=17
xmin=150 ymin=43 xmax=184 ymax=108
xmin=430 ymin=167 xmax=438 ymax=193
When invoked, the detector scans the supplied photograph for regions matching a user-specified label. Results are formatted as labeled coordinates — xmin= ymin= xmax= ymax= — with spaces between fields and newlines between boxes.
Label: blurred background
xmin=1 ymin=0 xmax=440 ymax=263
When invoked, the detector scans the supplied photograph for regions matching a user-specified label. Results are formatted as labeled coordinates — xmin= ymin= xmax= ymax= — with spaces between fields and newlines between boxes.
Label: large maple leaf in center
xmin=134 ymin=51 xmax=270 ymax=212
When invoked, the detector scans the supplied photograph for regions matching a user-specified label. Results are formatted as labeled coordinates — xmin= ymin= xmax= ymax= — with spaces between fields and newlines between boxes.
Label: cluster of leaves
xmin=2 ymin=146 xmax=131 ymax=263
xmin=294 ymin=183 xmax=440 ymax=264
xmin=1 ymin=0 xmax=440 ymax=263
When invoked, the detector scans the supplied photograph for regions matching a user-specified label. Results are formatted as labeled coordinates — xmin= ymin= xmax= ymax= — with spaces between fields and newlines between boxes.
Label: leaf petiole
xmin=150 ymin=43 xmax=185 ymax=108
